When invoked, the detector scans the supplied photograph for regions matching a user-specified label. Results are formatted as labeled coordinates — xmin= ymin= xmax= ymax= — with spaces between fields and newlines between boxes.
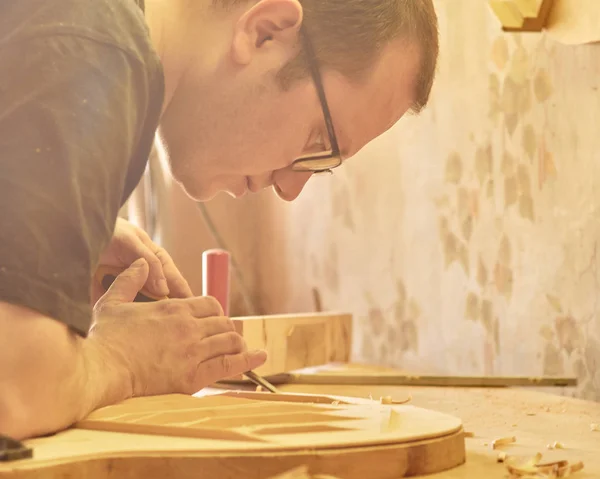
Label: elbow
xmin=0 ymin=387 xmax=34 ymax=441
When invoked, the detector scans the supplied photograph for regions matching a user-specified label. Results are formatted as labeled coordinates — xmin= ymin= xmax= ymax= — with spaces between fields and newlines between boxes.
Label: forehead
xmin=324 ymin=38 xmax=421 ymax=160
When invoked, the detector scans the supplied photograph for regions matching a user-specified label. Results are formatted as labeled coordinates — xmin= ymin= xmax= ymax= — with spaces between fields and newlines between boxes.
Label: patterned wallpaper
xmin=260 ymin=1 xmax=600 ymax=401
xmin=140 ymin=1 xmax=600 ymax=401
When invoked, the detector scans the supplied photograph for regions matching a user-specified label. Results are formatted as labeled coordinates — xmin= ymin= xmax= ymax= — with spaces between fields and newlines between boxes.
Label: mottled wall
xmin=133 ymin=1 xmax=600 ymax=401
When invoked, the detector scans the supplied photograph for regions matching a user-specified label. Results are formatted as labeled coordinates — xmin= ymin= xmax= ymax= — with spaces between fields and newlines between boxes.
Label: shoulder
xmin=0 ymin=0 xmax=160 ymax=75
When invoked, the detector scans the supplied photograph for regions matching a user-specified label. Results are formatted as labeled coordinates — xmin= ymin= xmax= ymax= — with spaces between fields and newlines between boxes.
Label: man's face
xmin=158 ymin=34 xmax=421 ymax=202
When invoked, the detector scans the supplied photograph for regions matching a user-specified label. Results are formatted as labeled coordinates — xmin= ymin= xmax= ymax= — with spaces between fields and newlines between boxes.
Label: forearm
xmin=0 ymin=302 xmax=128 ymax=440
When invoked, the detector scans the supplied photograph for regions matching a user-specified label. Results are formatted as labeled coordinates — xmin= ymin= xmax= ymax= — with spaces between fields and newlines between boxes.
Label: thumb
xmin=99 ymin=258 xmax=150 ymax=307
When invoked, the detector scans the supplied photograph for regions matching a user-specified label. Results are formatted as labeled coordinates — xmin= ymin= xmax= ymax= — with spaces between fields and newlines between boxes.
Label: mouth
xmin=246 ymin=176 xmax=271 ymax=194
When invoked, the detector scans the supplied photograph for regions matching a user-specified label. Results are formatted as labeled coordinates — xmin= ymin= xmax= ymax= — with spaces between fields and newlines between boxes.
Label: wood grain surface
xmin=0 ymin=389 xmax=465 ymax=479
xmin=275 ymin=364 xmax=600 ymax=479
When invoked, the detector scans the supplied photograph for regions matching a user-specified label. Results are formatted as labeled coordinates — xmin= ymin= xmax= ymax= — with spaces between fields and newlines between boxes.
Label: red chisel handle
xmin=202 ymin=249 xmax=230 ymax=316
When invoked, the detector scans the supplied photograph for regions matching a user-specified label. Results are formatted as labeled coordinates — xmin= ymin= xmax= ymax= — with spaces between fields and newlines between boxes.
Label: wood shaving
xmin=464 ymin=431 xmax=475 ymax=438
xmin=497 ymin=451 xmax=507 ymax=463
xmin=380 ymin=395 xmax=412 ymax=405
xmin=492 ymin=435 xmax=517 ymax=449
xmin=546 ymin=441 xmax=564 ymax=450
xmin=504 ymin=453 xmax=584 ymax=478
xmin=591 ymin=423 xmax=599 ymax=432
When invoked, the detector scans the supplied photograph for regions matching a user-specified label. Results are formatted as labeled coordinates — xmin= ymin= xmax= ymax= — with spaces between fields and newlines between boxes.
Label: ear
xmin=231 ymin=0 xmax=303 ymax=66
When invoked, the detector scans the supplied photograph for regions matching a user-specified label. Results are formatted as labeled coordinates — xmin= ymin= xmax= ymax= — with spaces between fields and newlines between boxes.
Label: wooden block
xmin=233 ymin=312 xmax=352 ymax=377
xmin=514 ymin=0 xmax=543 ymax=16
xmin=489 ymin=0 xmax=555 ymax=32
xmin=490 ymin=0 xmax=525 ymax=28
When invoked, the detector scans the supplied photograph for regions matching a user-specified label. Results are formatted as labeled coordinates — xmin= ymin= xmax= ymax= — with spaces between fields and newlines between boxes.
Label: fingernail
xmin=251 ymin=350 xmax=268 ymax=360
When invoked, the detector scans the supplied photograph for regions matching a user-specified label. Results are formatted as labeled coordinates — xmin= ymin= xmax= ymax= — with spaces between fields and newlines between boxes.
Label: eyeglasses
xmin=290 ymin=29 xmax=342 ymax=176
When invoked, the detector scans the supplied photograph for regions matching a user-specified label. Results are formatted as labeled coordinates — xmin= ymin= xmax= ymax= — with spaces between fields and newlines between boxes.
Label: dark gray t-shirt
xmin=0 ymin=0 xmax=164 ymax=336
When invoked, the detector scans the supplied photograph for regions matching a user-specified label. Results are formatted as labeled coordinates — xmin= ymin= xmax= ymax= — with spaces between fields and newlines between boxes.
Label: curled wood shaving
xmin=497 ymin=451 xmax=508 ymax=463
xmin=591 ymin=423 xmax=599 ymax=432
xmin=492 ymin=435 xmax=517 ymax=449
xmin=380 ymin=395 xmax=412 ymax=405
xmin=504 ymin=453 xmax=584 ymax=478
xmin=546 ymin=441 xmax=564 ymax=450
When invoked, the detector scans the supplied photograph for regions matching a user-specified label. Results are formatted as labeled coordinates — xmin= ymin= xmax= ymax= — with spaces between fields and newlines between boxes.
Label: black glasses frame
xmin=290 ymin=28 xmax=342 ymax=174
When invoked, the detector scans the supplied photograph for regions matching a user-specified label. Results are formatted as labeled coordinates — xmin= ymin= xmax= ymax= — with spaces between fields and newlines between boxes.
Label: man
xmin=0 ymin=0 xmax=439 ymax=440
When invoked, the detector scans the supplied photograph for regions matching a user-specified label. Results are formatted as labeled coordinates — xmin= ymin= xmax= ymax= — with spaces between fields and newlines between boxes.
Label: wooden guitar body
xmin=0 ymin=390 xmax=466 ymax=479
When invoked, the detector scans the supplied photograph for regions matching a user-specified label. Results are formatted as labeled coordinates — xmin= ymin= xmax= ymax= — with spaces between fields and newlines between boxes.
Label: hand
xmin=93 ymin=218 xmax=193 ymax=304
xmin=88 ymin=259 xmax=267 ymax=398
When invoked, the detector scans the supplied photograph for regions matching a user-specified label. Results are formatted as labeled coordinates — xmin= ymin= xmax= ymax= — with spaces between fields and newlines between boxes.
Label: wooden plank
xmin=245 ymin=373 xmax=578 ymax=388
xmin=0 ymin=391 xmax=466 ymax=479
xmin=233 ymin=313 xmax=352 ymax=377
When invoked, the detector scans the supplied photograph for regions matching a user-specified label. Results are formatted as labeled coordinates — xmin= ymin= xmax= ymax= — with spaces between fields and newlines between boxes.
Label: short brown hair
xmin=214 ymin=0 xmax=439 ymax=112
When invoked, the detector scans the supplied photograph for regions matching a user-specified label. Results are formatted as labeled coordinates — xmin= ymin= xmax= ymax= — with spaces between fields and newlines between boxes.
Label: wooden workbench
xmin=271 ymin=364 xmax=600 ymax=478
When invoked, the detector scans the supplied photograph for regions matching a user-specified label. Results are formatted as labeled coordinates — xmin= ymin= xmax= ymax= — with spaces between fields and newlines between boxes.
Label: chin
xmin=176 ymin=176 xmax=249 ymax=202
xmin=175 ymin=177 xmax=218 ymax=202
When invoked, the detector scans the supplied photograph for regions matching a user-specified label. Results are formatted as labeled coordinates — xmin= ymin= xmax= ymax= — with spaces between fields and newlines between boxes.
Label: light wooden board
xmin=0 ymin=390 xmax=465 ymax=479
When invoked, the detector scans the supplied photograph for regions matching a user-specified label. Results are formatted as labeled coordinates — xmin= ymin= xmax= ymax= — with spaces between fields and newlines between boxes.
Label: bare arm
xmin=0 ymin=302 xmax=127 ymax=440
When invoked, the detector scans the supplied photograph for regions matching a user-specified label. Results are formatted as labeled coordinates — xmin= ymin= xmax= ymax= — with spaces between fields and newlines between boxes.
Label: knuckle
xmin=221 ymin=316 xmax=235 ymax=331
xmin=204 ymin=296 xmax=224 ymax=316
xmin=228 ymin=332 xmax=245 ymax=352
xmin=154 ymin=247 xmax=171 ymax=263
xmin=159 ymin=300 xmax=188 ymax=317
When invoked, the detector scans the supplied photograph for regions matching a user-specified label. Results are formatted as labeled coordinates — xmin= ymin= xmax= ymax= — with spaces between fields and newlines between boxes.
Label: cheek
xmin=244 ymin=114 xmax=308 ymax=173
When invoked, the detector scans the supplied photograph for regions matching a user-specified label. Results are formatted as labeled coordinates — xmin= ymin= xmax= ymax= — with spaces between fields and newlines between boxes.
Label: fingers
xmin=191 ymin=350 xmax=268 ymax=389
xmin=185 ymin=295 xmax=224 ymax=318
xmin=154 ymin=248 xmax=194 ymax=299
xmin=190 ymin=331 xmax=246 ymax=362
xmin=135 ymin=229 xmax=193 ymax=299
xmin=194 ymin=316 xmax=236 ymax=337
xmin=117 ymin=234 xmax=169 ymax=298
xmin=95 ymin=259 xmax=149 ymax=309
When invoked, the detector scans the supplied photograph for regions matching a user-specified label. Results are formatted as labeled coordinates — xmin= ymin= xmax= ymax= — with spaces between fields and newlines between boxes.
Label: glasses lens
xmin=292 ymin=153 xmax=341 ymax=172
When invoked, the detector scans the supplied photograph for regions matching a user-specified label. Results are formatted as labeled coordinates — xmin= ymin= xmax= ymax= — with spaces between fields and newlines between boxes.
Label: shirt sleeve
xmin=0 ymin=34 xmax=156 ymax=336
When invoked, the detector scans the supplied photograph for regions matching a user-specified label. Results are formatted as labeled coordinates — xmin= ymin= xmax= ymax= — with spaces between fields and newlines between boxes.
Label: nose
xmin=272 ymin=169 xmax=313 ymax=202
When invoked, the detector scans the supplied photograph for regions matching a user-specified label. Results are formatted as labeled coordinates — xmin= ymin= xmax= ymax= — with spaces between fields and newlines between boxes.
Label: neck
xmin=143 ymin=0 xmax=233 ymax=117
xmin=144 ymin=0 xmax=190 ymax=115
